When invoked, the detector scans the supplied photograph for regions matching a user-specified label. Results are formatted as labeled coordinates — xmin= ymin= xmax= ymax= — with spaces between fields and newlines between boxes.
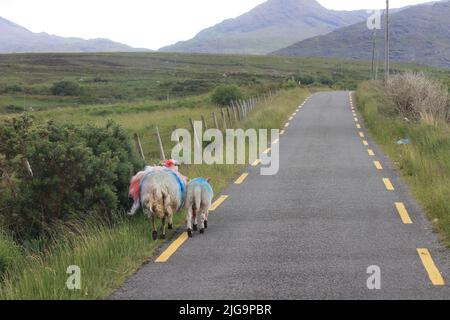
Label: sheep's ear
xmin=206 ymin=177 xmax=211 ymax=182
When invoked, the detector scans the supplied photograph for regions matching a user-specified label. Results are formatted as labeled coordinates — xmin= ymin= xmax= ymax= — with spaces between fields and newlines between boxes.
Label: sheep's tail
xmin=194 ymin=186 xmax=202 ymax=211
xmin=142 ymin=184 xmax=165 ymax=217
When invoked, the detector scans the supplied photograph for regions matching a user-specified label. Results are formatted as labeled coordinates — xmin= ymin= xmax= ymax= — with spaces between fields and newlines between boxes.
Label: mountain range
xmin=273 ymin=1 xmax=450 ymax=68
xmin=0 ymin=16 xmax=148 ymax=53
xmin=160 ymin=0 xmax=369 ymax=55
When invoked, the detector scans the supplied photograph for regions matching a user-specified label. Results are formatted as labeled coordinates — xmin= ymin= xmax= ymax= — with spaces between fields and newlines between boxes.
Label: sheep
xmin=128 ymin=159 xmax=180 ymax=216
xmin=185 ymin=177 xmax=213 ymax=238
xmin=140 ymin=168 xmax=188 ymax=240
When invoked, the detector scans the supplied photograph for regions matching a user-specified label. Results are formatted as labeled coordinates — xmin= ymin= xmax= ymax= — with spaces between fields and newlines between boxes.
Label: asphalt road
xmin=112 ymin=91 xmax=449 ymax=300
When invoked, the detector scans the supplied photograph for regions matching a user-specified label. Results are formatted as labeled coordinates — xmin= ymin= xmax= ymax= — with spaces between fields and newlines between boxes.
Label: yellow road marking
xmin=395 ymin=202 xmax=413 ymax=224
xmin=263 ymin=147 xmax=271 ymax=154
xmin=285 ymin=122 xmax=290 ymax=128
xmin=289 ymin=116 xmax=293 ymax=121
xmin=383 ymin=178 xmax=395 ymax=191
xmin=354 ymin=117 xmax=359 ymax=122
xmin=155 ymin=232 xmax=188 ymax=263
xmin=359 ymin=132 xmax=365 ymax=138
xmin=234 ymin=173 xmax=249 ymax=185
xmin=272 ymin=139 xmax=279 ymax=144
xmin=280 ymin=130 xmax=285 ymax=135
xmin=209 ymin=195 xmax=229 ymax=211
xmin=362 ymin=140 xmax=369 ymax=146
xmin=373 ymin=161 xmax=383 ymax=170
xmin=417 ymin=248 xmax=445 ymax=285
xmin=356 ymin=124 xmax=361 ymax=129
xmin=252 ymin=159 xmax=261 ymax=166
xmin=368 ymin=149 xmax=375 ymax=156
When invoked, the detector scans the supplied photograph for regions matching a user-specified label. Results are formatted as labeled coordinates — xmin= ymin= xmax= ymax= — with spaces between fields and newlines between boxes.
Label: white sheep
xmin=185 ymin=177 xmax=213 ymax=238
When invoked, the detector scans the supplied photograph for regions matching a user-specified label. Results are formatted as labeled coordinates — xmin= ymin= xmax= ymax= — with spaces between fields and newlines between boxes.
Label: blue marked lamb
xmin=185 ymin=177 xmax=214 ymax=238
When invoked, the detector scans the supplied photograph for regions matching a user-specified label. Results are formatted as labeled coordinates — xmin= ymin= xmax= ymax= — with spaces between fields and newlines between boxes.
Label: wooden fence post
xmin=221 ymin=108 xmax=227 ymax=129
xmin=155 ymin=126 xmax=166 ymax=160
xmin=212 ymin=112 xmax=219 ymax=130
xmin=201 ymin=115 xmax=208 ymax=130
xmin=232 ymin=105 xmax=238 ymax=121
xmin=227 ymin=107 xmax=233 ymax=127
xmin=133 ymin=133 xmax=146 ymax=161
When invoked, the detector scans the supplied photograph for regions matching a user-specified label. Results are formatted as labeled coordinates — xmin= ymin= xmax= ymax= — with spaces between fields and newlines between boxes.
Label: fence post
xmin=155 ymin=126 xmax=166 ymax=160
xmin=221 ymin=108 xmax=227 ymax=129
xmin=232 ymin=105 xmax=238 ymax=121
xmin=201 ymin=115 xmax=208 ymax=130
xmin=227 ymin=107 xmax=233 ymax=127
xmin=212 ymin=112 xmax=219 ymax=130
xmin=133 ymin=133 xmax=146 ymax=161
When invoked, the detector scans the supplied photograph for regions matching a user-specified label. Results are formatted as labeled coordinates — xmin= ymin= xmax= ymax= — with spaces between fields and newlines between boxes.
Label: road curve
xmin=111 ymin=91 xmax=449 ymax=300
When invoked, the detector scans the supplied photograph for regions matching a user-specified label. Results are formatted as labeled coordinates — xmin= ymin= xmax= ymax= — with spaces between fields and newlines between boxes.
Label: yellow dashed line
xmin=356 ymin=124 xmax=361 ymax=129
xmin=373 ymin=161 xmax=383 ymax=170
xmin=234 ymin=173 xmax=249 ymax=185
xmin=289 ymin=116 xmax=293 ymax=121
xmin=417 ymin=248 xmax=445 ymax=286
xmin=285 ymin=122 xmax=290 ymax=128
xmin=252 ymin=159 xmax=261 ymax=166
xmin=280 ymin=130 xmax=285 ymax=135
xmin=383 ymin=178 xmax=395 ymax=191
xmin=354 ymin=117 xmax=359 ymax=122
xmin=155 ymin=232 xmax=188 ymax=263
xmin=362 ymin=140 xmax=369 ymax=146
xmin=209 ymin=195 xmax=229 ymax=211
xmin=367 ymin=149 xmax=375 ymax=156
xmin=263 ymin=147 xmax=271 ymax=154
xmin=395 ymin=202 xmax=413 ymax=224
xmin=272 ymin=139 xmax=279 ymax=144
xmin=359 ymin=132 xmax=365 ymax=138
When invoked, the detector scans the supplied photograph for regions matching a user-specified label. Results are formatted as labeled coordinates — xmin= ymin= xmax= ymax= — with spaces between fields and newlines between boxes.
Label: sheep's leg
xmin=187 ymin=207 xmax=193 ymax=238
xmin=160 ymin=216 xmax=166 ymax=239
xmin=151 ymin=213 xmax=158 ymax=240
xmin=168 ymin=213 xmax=173 ymax=230
xmin=204 ymin=210 xmax=209 ymax=229
xmin=192 ymin=206 xmax=198 ymax=231
xmin=199 ymin=209 xmax=205 ymax=234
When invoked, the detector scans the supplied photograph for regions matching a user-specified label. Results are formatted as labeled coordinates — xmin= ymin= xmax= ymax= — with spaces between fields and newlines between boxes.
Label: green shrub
xmin=50 ymin=81 xmax=82 ymax=96
xmin=0 ymin=115 xmax=144 ymax=237
xmin=211 ymin=85 xmax=243 ymax=106
xmin=295 ymin=74 xmax=316 ymax=86
xmin=318 ymin=75 xmax=335 ymax=87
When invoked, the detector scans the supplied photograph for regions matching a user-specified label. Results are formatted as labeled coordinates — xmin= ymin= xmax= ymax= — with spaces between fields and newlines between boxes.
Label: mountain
xmin=0 ymin=16 xmax=149 ymax=53
xmin=273 ymin=1 xmax=450 ymax=68
xmin=160 ymin=0 xmax=369 ymax=55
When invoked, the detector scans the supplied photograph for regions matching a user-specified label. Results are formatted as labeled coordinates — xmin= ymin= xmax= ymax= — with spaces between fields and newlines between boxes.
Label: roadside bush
xmin=50 ymin=80 xmax=82 ymax=96
xmin=385 ymin=72 xmax=449 ymax=125
xmin=283 ymin=79 xmax=298 ymax=89
xmin=318 ymin=75 xmax=335 ymax=87
xmin=0 ymin=115 xmax=143 ymax=238
xmin=0 ymin=231 xmax=22 ymax=275
xmin=295 ymin=74 xmax=315 ymax=86
xmin=211 ymin=85 xmax=243 ymax=106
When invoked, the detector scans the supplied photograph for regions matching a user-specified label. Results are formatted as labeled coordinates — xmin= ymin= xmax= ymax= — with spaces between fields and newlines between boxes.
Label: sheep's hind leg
xmin=160 ymin=216 xmax=166 ymax=239
xmin=199 ymin=209 xmax=205 ymax=234
xmin=192 ymin=207 xmax=198 ymax=231
xmin=186 ymin=207 xmax=193 ymax=238
xmin=151 ymin=214 xmax=158 ymax=241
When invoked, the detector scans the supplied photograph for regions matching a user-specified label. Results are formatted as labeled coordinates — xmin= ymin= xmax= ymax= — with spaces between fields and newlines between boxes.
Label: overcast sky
xmin=0 ymin=0 xmax=438 ymax=50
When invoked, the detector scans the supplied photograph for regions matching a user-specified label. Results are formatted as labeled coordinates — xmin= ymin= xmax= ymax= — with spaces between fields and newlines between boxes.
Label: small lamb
xmin=185 ymin=177 xmax=213 ymax=238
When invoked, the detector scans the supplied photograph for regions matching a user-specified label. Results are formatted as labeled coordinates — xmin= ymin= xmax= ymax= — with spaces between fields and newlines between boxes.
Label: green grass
xmin=356 ymin=81 xmax=450 ymax=246
xmin=0 ymin=87 xmax=309 ymax=299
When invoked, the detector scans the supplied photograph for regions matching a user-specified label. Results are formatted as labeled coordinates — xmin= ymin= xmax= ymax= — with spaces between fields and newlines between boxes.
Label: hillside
xmin=273 ymin=1 xmax=450 ymax=68
xmin=160 ymin=0 xmax=368 ymax=55
xmin=0 ymin=16 xmax=148 ymax=53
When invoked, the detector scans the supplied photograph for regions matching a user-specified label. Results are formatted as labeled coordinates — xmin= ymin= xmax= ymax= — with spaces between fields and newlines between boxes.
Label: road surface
xmin=112 ymin=91 xmax=449 ymax=300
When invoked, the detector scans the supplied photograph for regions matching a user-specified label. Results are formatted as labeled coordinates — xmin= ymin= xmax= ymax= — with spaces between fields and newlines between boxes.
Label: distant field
xmin=2 ymin=52 xmax=449 ymax=114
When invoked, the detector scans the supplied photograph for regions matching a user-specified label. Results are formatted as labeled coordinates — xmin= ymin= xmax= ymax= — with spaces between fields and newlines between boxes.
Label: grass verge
xmin=0 ymin=87 xmax=310 ymax=299
xmin=356 ymin=81 xmax=450 ymax=246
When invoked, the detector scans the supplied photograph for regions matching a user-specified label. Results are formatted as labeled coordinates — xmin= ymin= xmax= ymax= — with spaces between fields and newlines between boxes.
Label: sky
xmin=0 ymin=0 xmax=439 ymax=50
